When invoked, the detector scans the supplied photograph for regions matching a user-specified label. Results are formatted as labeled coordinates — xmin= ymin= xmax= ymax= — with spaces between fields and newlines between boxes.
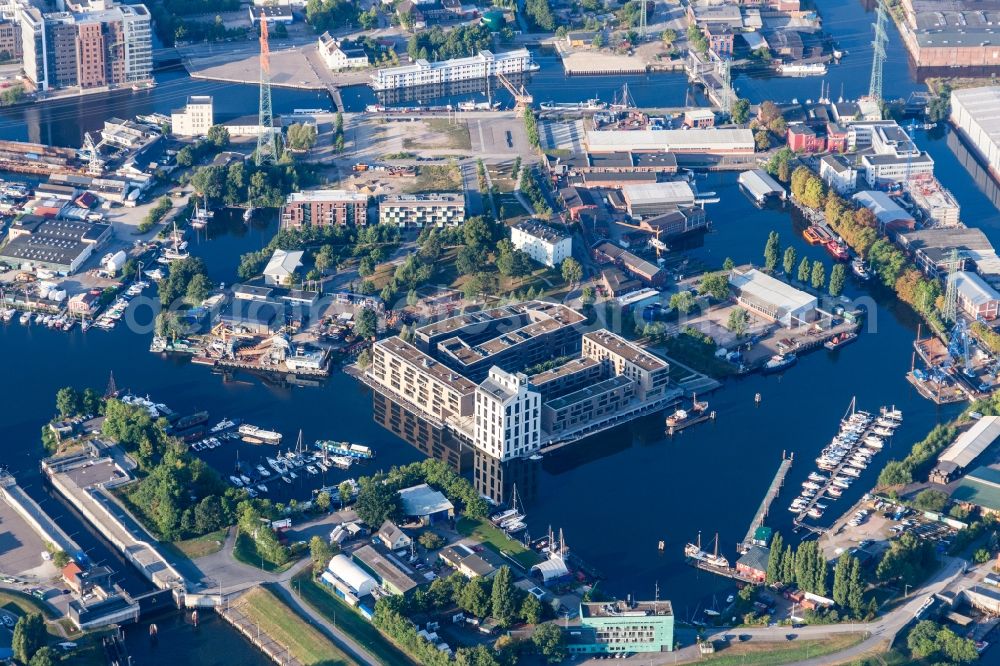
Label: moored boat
xmin=762 ymin=354 xmax=797 ymax=374
xmin=824 ymin=331 xmax=858 ymax=350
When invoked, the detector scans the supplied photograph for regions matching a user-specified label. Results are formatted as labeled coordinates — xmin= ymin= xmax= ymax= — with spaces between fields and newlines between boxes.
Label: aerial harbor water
xmin=4 ymin=0 xmax=1000 ymax=659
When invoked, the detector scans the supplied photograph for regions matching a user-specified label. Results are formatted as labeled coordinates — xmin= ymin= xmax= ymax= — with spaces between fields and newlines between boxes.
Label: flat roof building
xmin=371 ymin=49 xmax=535 ymax=90
xmin=621 ymin=181 xmax=696 ymax=217
xmin=0 ymin=217 xmax=110 ymax=274
xmin=931 ymin=416 xmax=1000 ymax=483
xmin=370 ymin=336 xmax=477 ymax=421
xmin=729 ymin=268 xmax=817 ymax=327
xmin=510 ymin=220 xmax=572 ymax=268
xmin=281 ymin=189 xmax=369 ymax=229
xmin=898 ymin=227 xmax=1000 ymax=287
xmin=585 ymin=128 xmax=755 ymax=155
xmin=171 ymin=95 xmax=213 ymax=138
xmin=569 ymin=600 xmax=674 ymax=656
xmin=582 ymin=329 xmax=669 ymax=401
xmin=398 ymin=483 xmax=455 ymax=524
xmin=379 ymin=193 xmax=464 ymax=228
xmin=952 ymin=86 xmax=1000 ymax=180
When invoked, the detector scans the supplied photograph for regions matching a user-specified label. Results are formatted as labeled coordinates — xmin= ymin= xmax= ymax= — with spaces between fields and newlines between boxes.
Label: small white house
xmin=376 ymin=520 xmax=412 ymax=551
xmin=510 ymin=220 xmax=572 ymax=268
xmin=263 ymin=249 xmax=303 ymax=286
xmin=318 ymin=32 xmax=370 ymax=71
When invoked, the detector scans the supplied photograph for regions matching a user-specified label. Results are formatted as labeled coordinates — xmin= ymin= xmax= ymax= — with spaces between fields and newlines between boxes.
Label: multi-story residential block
xmin=170 ymin=96 xmax=214 ymax=137
xmin=370 ymin=336 xmax=477 ymax=421
xmin=379 ymin=193 xmax=464 ymax=228
xmin=474 ymin=367 xmax=540 ymax=462
xmin=582 ymin=329 xmax=670 ymax=401
xmin=281 ymin=189 xmax=369 ymax=228
xmin=371 ymin=48 xmax=536 ymax=90
xmin=17 ymin=2 xmax=151 ymax=92
xmin=510 ymin=220 xmax=572 ymax=268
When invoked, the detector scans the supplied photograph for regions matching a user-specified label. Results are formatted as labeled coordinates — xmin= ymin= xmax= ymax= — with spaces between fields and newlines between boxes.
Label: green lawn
xmin=456 ymin=517 xmax=541 ymax=569
xmin=171 ymin=528 xmax=228 ymax=559
xmin=404 ymin=165 xmax=462 ymax=194
xmin=660 ymin=331 xmax=737 ymax=379
xmin=697 ymin=633 xmax=867 ymax=665
xmin=292 ymin=571 xmax=417 ymax=666
xmin=0 ymin=589 xmax=56 ymax=620
xmin=237 ymin=586 xmax=355 ymax=666
xmin=232 ymin=531 xmax=298 ymax=573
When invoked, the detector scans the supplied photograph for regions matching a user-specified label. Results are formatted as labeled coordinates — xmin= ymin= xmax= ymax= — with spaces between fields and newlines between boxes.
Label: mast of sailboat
xmin=713 ymin=533 xmax=720 ymax=558
xmin=696 ymin=530 xmax=702 ymax=550
xmin=296 ymin=429 xmax=305 ymax=455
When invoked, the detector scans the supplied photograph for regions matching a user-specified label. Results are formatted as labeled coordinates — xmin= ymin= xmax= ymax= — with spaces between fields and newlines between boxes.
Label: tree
xmin=908 ymin=620 xmax=940 ymax=659
xmin=660 ymin=28 xmax=677 ymax=46
xmin=581 ymin=285 xmax=596 ymax=305
xmin=520 ymin=593 xmax=543 ymax=624
xmin=755 ymin=130 xmax=771 ymax=151
xmin=354 ymin=307 xmax=377 ymax=339
xmin=532 ymin=623 xmax=567 ymax=664
xmin=354 ymin=477 xmax=402 ymax=526
xmin=846 ymin=556 xmax=864 ymax=617
xmin=766 ymin=532 xmax=785 ymax=584
xmin=783 ymin=247 xmax=797 ymax=276
xmin=309 ymin=534 xmax=335 ymax=575
xmin=459 ymin=577 xmax=491 ymax=617
xmin=561 ymin=257 xmax=583 ymax=286
xmin=723 ymin=257 xmax=735 ymax=271
xmin=315 ymin=491 xmax=331 ymax=512
xmin=811 ymin=261 xmax=826 ymax=290
xmin=763 ymin=231 xmax=780 ymax=271
xmin=55 ymin=386 xmax=80 ymax=418
xmin=727 ymin=307 xmax=749 ymax=337
xmin=186 ymin=273 xmax=210 ymax=304
xmin=699 ymin=273 xmax=730 ymax=300
xmin=52 ymin=551 xmax=70 ymax=569
xmin=829 ymin=263 xmax=846 ymax=297
xmin=338 ymin=480 xmax=354 ymax=508
xmin=287 ymin=123 xmax=318 ymax=150
xmin=491 ymin=566 xmax=518 ymax=628
xmin=12 ymin=613 xmax=45 ymax=664
xmin=686 ymin=24 xmax=708 ymax=54
xmin=801 ymin=178 xmax=825 ymax=209
xmin=28 ymin=647 xmax=56 ymax=666
xmin=832 ymin=553 xmax=851 ymax=607
xmin=591 ymin=33 xmax=604 ymax=48
xmin=419 ymin=531 xmax=444 ymax=550
xmin=669 ymin=291 xmax=697 ymax=315
xmin=731 ymin=98 xmax=751 ymax=124
xmin=207 ymin=124 xmax=230 ymax=148
xmin=913 ymin=489 xmax=948 ymax=512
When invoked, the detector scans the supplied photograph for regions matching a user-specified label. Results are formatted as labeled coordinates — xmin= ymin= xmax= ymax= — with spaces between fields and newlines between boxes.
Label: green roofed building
xmin=568 ymin=600 xmax=674 ymax=656
xmin=952 ymin=465 xmax=1000 ymax=515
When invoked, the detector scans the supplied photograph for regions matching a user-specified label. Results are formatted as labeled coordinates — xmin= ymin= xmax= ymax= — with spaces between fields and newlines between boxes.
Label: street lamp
xmin=904 ymin=584 xmax=911 ymax=599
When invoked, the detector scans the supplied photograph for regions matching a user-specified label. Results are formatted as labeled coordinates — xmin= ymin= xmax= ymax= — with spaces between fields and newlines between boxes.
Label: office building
xmin=510 ymin=220 xmax=572 ymax=268
xmin=568 ymin=600 xmax=674 ymax=656
xmin=18 ymin=3 xmax=152 ymax=92
xmin=371 ymin=48 xmax=535 ymax=90
xmin=861 ymin=123 xmax=934 ymax=186
xmin=281 ymin=189 xmax=369 ymax=229
xmin=170 ymin=96 xmax=213 ymax=137
xmin=379 ymin=193 xmax=464 ymax=227
xmin=582 ymin=329 xmax=670 ymax=401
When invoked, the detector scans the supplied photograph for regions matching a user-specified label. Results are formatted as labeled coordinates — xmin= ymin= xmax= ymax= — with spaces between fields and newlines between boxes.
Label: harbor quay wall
xmin=219 ymin=599 xmax=305 ymax=666
xmin=0 ymin=474 xmax=82 ymax=558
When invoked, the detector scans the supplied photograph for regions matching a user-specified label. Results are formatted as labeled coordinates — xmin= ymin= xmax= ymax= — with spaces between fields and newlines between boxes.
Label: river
xmin=1 ymin=0 xmax=998 ymax=659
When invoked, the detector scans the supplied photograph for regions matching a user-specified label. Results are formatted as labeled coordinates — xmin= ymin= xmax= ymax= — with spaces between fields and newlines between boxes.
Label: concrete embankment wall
xmin=0 ymin=478 xmax=81 ymax=557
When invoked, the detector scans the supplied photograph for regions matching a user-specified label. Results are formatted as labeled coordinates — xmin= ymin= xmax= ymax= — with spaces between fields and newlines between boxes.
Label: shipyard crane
xmin=496 ymin=72 xmax=533 ymax=111
xmin=256 ymin=19 xmax=279 ymax=165
xmin=867 ymin=0 xmax=888 ymax=104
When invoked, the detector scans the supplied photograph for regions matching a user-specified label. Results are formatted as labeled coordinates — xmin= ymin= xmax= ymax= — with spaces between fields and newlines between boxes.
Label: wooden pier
xmin=738 ymin=454 xmax=793 ymax=553
xmin=684 ymin=558 xmax=756 ymax=583
xmin=219 ymin=601 xmax=304 ymax=666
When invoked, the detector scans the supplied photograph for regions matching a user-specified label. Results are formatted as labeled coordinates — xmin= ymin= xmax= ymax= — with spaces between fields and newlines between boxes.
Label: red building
xmin=735 ymin=546 xmax=769 ymax=583
xmin=787 ymin=125 xmax=824 ymax=153
xmin=704 ymin=25 xmax=735 ymax=57
xmin=825 ymin=122 xmax=848 ymax=153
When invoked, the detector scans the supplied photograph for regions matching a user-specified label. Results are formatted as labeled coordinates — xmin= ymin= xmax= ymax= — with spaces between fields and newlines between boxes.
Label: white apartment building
xmin=510 ymin=220 xmax=572 ymax=268
xmin=318 ymin=32 xmax=368 ymax=71
xmin=473 ymin=367 xmax=540 ymax=462
xmin=379 ymin=194 xmax=464 ymax=227
xmin=170 ymin=95 xmax=213 ymax=137
xmin=370 ymin=48 xmax=536 ymax=90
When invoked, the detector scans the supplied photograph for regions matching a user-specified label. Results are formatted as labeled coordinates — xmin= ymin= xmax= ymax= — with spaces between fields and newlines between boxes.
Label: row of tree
xmin=763 ymin=232 xmax=846 ymax=296
xmin=764 ymin=534 xmax=827 ymax=596
xmin=877 ymin=423 xmax=957 ymax=487
xmin=406 ymin=24 xmax=493 ymax=62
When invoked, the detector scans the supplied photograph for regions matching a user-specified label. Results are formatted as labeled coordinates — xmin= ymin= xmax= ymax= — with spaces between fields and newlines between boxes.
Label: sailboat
xmin=243 ymin=185 xmax=255 ymax=223
xmin=498 ymin=484 xmax=526 ymax=531
xmin=158 ymin=219 xmax=190 ymax=264
xmin=190 ymin=197 xmax=213 ymax=229
xmin=610 ymin=83 xmax=635 ymax=111
xmin=684 ymin=531 xmax=730 ymax=568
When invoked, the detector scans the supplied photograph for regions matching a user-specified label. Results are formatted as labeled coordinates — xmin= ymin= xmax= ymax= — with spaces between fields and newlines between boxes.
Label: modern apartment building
xmin=582 ymin=329 xmax=670 ymax=401
xmin=510 ymin=220 xmax=572 ymax=268
xmin=379 ymin=194 xmax=464 ymax=227
xmin=371 ymin=48 xmax=536 ymax=90
xmin=18 ymin=2 xmax=152 ymax=92
xmin=281 ymin=189 xmax=370 ymax=228
xmin=370 ymin=336 xmax=477 ymax=421
xmin=474 ymin=367 xmax=541 ymax=462
xmin=171 ymin=96 xmax=214 ymax=137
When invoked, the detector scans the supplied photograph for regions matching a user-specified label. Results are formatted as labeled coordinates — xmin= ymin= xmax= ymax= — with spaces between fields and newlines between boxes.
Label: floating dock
xmin=738 ymin=454 xmax=793 ymax=554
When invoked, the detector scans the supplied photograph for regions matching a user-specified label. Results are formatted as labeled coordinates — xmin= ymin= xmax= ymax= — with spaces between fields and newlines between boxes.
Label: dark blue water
xmin=1 ymin=0 xmax=998 ymax=656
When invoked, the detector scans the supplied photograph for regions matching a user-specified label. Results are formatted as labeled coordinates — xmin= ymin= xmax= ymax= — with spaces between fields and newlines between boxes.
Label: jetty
xmin=685 ymin=558 xmax=757 ymax=583
xmin=738 ymin=453 xmax=793 ymax=554
xmin=220 ymin=600 xmax=304 ymax=666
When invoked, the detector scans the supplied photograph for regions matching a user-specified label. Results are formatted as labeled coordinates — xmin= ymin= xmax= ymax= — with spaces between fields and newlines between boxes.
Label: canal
xmin=0 ymin=0 xmax=998 ymax=657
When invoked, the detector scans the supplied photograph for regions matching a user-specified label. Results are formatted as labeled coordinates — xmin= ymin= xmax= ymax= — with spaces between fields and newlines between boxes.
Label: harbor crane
xmin=496 ymin=72 xmax=533 ymax=111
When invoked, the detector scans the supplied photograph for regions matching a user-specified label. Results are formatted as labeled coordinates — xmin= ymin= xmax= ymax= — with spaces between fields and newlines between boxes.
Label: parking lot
xmin=821 ymin=496 xmax=958 ymax=561
xmin=0 ymin=500 xmax=57 ymax=579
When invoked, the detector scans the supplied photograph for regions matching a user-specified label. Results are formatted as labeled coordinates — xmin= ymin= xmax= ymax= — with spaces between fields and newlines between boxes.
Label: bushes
xmin=877 ymin=424 xmax=957 ymax=487
xmin=137 ymin=197 xmax=172 ymax=233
